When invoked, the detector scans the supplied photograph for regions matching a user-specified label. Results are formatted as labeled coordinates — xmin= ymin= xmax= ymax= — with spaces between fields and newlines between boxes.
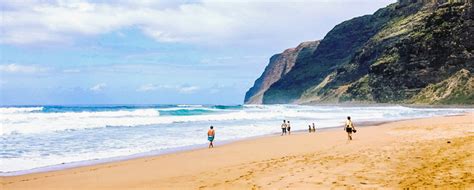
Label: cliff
xmin=244 ymin=41 xmax=320 ymax=104
xmin=245 ymin=0 xmax=473 ymax=105
xmin=409 ymin=69 xmax=474 ymax=104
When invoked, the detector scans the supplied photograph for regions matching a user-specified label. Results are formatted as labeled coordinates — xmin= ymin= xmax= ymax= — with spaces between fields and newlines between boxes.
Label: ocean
xmin=0 ymin=104 xmax=472 ymax=175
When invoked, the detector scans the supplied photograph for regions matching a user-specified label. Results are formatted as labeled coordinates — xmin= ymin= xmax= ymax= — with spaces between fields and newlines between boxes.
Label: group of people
xmin=280 ymin=120 xmax=292 ymax=135
xmin=308 ymin=123 xmax=316 ymax=133
xmin=283 ymin=121 xmax=317 ymax=134
xmin=207 ymin=116 xmax=357 ymax=148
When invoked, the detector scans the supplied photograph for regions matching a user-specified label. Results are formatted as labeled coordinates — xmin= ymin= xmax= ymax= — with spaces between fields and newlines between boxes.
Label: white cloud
xmin=137 ymin=83 xmax=159 ymax=92
xmin=178 ymin=85 xmax=200 ymax=94
xmin=90 ymin=83 xmax=106 ymax=92
xmin=0 ymin=64 xmax=48 ymax=73
xmin=136 ymin=83 xmax=200 ymax=94
xmin=0 ymin=0 xmax=394 ymax=45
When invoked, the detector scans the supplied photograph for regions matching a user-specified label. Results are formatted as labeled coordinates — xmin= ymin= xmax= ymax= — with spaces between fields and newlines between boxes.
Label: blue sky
xmin=0 ymin=0 xmax=394 ymax=105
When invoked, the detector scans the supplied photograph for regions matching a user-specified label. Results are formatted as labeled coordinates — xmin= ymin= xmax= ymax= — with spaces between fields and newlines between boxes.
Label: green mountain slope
xmin=409 ymin=69 xmax=474 ymax=104
xmin=245 ymin=0 xmax=473 ymax=105
xmin=244 ymin=41 xmax=319 ymax=104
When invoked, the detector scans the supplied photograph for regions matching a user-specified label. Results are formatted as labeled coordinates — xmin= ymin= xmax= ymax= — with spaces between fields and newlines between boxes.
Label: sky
xmin=0 ymin=0 xmax=395 ymax=105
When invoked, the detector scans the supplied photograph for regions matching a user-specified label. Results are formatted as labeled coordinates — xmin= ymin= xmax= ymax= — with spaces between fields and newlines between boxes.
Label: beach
xmin=2 ymin=113 xmax=473 ymax=189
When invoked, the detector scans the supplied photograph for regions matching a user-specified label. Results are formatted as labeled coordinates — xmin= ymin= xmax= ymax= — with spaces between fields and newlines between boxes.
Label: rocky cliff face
xmin=409 ymin=69 xmax=473 ymax=104
xmin=245 ymin=1 xmax=473 ymax=105
xmin=244 ymin=41 xmax=319 ymax=104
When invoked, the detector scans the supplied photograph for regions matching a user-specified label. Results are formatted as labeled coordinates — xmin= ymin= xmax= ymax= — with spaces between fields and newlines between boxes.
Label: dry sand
xmin=2 ymin=113 xmax=473 ymax=189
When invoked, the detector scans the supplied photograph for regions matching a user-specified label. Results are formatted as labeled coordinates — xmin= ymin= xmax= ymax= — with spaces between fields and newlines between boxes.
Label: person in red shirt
xmin=207 ymin=126 xmax=215 ymax=148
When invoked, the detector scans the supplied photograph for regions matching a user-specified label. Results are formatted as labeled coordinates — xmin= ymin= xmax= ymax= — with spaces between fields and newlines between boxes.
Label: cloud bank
xmin=1 ymin=0 xmax=394 ymax=45
xmin=0 ymin=64 xmax=48 ymax=73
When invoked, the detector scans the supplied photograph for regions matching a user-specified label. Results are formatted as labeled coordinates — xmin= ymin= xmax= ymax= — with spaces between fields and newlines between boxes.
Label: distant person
xmin=281 ymin=120 xmax=287 ymax=136
xmin=308 ymin=125 xmax=312 ymax=133
xmin=287 ymin=121 xmax=291 ymax=135
xmin=208 ymin=126 xmax=215 ymax=148
xmin=312 ymin=123 xmax=316 ymax=133
xmin=344 ymin=116 xmax=356 ymax=140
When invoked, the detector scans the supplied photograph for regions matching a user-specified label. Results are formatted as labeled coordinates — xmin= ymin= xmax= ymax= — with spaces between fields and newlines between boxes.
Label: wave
xmin=211 ymin=105 xmax=243 ymax=110
xmin=0 ymin=107 xmax=44 ymax=113
xmin=1 ymin=105 xmax=470 ymax=135
xmin=1 ymin=104 xmax=471 ymax=174
xmin=158 ymin=108 xmax=215 ymax=116
xmin=177 ymin=104 xmax=204 ymax=108
xmin=0 ymin=106 xmax=335 ymax=135
xmin=40 ymin=105 xmax=175 ymax=113
xmin=0 ymin=108 xmax=268 ymax=135
xmin=1 ymin=109 xmax=159 ymax=135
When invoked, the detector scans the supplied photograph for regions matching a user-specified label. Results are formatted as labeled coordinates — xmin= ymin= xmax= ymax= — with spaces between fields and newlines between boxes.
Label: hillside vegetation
xmin=245 ymin=1 xmax=473 ymax=105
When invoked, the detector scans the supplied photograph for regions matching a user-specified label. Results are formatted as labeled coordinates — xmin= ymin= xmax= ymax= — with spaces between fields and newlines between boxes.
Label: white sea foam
xmin=1 ymin=105 xmax=472 ymax=173
xmin=0 ymin=107 xmax=43 ymax=113
xmin=157 ymin=107 xmax=215 ymax=111
xmin=0 ymin=107 xmax=311 ymax=135
xmin=1 ymin=105 xmax=468 ymax=135
xmin=177 ymin=104 xmax=204 ymax=107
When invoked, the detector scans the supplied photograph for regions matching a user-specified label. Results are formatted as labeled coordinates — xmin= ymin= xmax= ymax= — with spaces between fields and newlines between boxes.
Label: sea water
xmin=0 ymin=104 xmax=471 ymax=174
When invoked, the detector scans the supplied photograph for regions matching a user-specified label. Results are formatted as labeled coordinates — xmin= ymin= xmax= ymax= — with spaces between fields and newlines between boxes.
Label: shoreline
xmin=0 ymin=133 xmax=273 ymax=177
xmin=0 ymin=125 xmax=339 ymax=177
xmin=1 ymin=112 xmax=469 ymax=177
xmin=0 ymin=116 xmax=431 ymax=176
xmin=298 ymin=102 xmax=474 ymax=108
xmin=2 ymin=113 xmax=473 ymax=189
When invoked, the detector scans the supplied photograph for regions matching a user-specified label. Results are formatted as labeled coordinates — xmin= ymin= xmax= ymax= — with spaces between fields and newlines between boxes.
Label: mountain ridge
xmin=245 ymin=0 xmax=473 ymax=105
xmin=244 ymin=40 xmax=320 ymax=104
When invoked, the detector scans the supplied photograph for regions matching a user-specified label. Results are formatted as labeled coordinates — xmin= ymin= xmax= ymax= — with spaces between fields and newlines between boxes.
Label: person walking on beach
xmin=308 ymin=125 xmax=312 ymax=133
xmin=281 ymin=120 xmax=287 ymax=136
xmin=287 ymin=121 xmax=291 ymax=135
xmin=345 ymin=116 xmax=356 ymax=140
xmin=312 ymin=123 xmax=316 ymax=132
xmin=208 ymin=126 xmax=215 ymax=148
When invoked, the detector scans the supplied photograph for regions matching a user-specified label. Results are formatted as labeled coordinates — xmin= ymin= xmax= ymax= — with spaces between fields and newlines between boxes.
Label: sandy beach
xmin=2 ymin=113 xmax=473 ymax=189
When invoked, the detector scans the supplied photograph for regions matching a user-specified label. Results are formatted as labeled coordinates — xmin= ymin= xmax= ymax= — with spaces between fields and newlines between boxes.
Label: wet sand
xmin=2 ymin=113 xmax=473 ymax=189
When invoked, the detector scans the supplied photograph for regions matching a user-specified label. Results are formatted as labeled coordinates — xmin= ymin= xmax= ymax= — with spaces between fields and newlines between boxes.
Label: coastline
xmin=2 ymin=112 xmax=473 ymax=189
xmin=0 ymin=133 xmax=279 ymax=177
xmin=299 ymin=102 xmax=474 ymax=109
xmin=0 ymin=114 xmax=446 ymax=177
